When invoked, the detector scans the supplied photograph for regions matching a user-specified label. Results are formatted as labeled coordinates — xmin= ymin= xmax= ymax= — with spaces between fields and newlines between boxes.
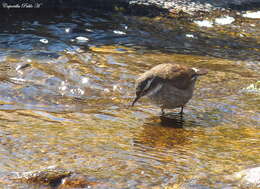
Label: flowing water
xmin=0 ymin=9 xmax=259 ymax=188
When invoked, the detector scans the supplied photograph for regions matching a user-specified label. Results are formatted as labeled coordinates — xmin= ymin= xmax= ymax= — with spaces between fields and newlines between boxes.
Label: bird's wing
xmin=170 ymin=67 xmax=208 ymax=89
xmin=162 ymin=65 xmax=195 ymax=90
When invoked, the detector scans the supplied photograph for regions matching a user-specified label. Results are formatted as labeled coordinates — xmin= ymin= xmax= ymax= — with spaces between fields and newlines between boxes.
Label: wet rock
xmin=6 ymin=166 xmax=71 ymax=187
xmin=229 ymin=167 xmax=260 ymax=188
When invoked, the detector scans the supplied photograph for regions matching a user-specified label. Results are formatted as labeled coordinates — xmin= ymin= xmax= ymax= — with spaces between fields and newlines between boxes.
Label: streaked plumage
xmin=132 ymin=63 xmax=207 ymax=114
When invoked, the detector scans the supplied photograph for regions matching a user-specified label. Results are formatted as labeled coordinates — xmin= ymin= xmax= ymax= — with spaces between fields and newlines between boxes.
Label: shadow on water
xmin=148 ymin=112 xmax=208 ymax=129
xmin=159 ymin=113 xmax=185 ymax=128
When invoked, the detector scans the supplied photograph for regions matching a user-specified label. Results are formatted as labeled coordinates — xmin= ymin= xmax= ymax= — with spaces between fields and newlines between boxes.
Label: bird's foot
xmin=179 ymin=106 xmax=184 ymax=115
xmin=161 ymin=109 xmax=165 ymax=116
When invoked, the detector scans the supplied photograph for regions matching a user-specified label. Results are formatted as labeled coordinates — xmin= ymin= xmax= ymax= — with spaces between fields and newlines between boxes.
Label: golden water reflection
xmin=0 ymin=47 xmax=259 ymax=188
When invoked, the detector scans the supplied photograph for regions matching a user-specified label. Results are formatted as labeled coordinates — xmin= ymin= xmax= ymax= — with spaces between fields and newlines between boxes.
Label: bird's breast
xmin=148 ymin=83 xmax=195 ymax=109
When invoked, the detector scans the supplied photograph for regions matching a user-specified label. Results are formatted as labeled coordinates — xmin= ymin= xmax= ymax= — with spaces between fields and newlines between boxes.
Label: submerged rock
xmin=58 ymin=174 xmax=102 ymax=188
xmin=229 ymin=167 xmax=260 ymax=188
xmin=4 ymin=166 xmax=71 ymax=187
xmin=0 ymin=166 xmax=106 ymax=188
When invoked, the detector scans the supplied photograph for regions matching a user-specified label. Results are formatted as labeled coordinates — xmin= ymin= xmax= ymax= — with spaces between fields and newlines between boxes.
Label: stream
xmin=0 ymin=8 xmax=259 ymax=188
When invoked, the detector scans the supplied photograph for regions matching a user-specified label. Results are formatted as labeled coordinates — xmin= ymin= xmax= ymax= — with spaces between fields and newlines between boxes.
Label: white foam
xmin=65 ymin=28 xmax=71 ymax=33
xmin=215 ymin=16 xmax=235 ymax=25
xmin=76 ymin=36 xmax=89 ymax=42
xmin=39 ymin=38 xmax=48 ymax=44
xmin=113 ymin=30 xmax=126 ymax=35
xmin=243 ymin=11 xmax=260 ymax=19
xmin=81 ymin=77 xmax=89 ymax=84
xmin=194 ymin=20 xmax=213 ymax=28
xmin=186 ymin=34 xmax=195 ymax=38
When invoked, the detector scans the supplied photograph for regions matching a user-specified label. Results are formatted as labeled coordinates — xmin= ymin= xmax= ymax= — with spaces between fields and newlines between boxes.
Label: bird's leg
xmin=179 ymin=106 xmax=184 ymax=115
xmin=161 ymin=108 xmax=165 ymax=115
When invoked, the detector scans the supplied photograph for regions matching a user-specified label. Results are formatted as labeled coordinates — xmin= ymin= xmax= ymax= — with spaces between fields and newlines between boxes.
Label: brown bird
xmin=132 ymin=63 xmax=208 ymax=115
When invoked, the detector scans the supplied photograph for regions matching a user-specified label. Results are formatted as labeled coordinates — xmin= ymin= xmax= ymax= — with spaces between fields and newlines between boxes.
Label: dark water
xmin=0 ymin=9 xmax=259 ymax=188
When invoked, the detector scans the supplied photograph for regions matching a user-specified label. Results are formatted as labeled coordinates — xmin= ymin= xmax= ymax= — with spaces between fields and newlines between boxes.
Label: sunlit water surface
xmin=0 ymin=10 xmax=259 ymax=188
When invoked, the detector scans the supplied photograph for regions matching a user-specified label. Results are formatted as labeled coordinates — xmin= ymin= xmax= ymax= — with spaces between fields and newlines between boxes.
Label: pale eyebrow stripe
xmin=192 ymin=67 xmax=199 ymax=73
xmin=143 ymin=77 xmax=154 ymax=91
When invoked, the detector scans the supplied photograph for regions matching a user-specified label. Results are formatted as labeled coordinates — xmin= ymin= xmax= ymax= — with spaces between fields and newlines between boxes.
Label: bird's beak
xmin=131 ymin=95 xmax=141 ymax=107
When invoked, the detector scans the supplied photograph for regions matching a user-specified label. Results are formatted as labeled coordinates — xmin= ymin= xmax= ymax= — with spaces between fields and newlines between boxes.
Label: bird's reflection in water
xmin=159 ymin=113 xmax=184 ymax=128
xmin=133 ymin=113 xmax=203 ymax=149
